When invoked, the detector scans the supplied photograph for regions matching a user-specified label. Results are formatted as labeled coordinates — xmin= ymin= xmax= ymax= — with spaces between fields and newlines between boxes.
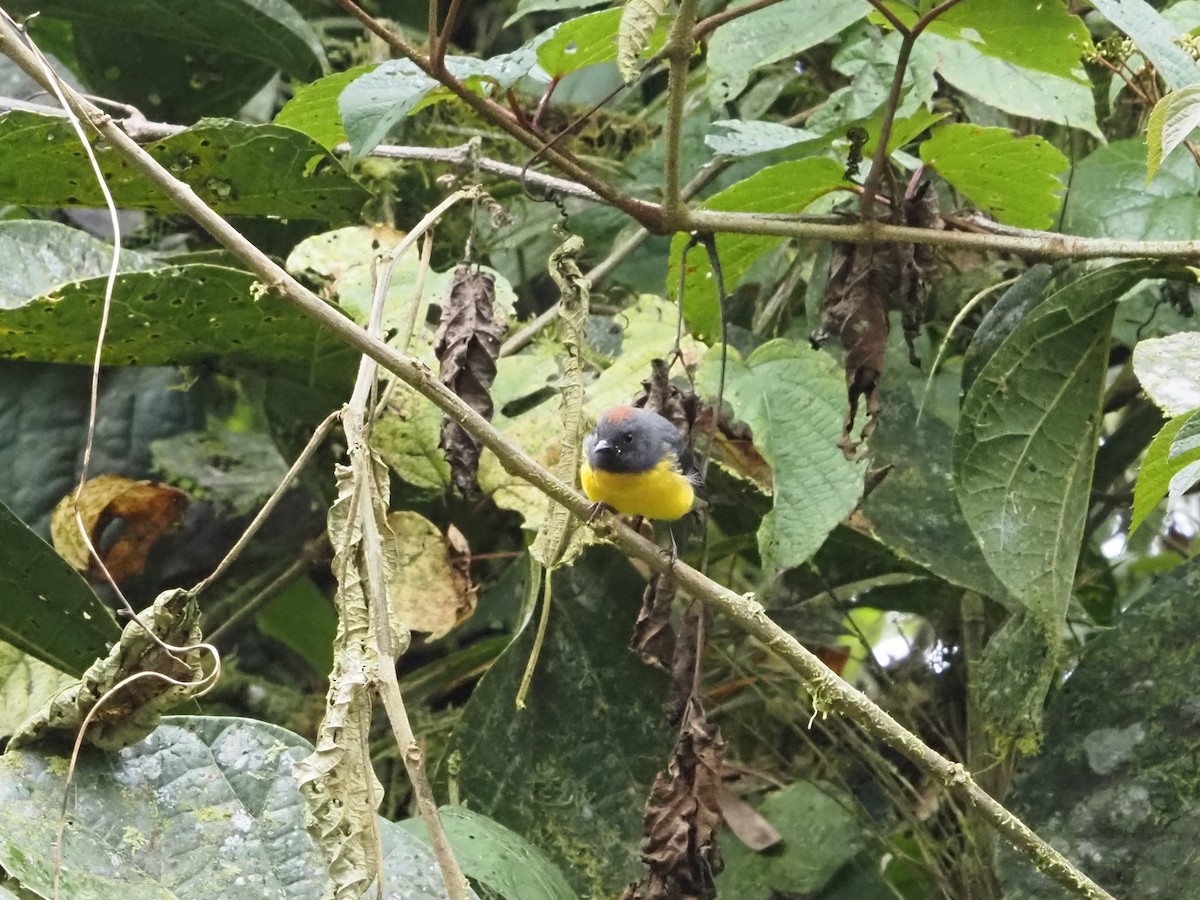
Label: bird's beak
xmin=591 ymin=439 xmax=614 ymax=453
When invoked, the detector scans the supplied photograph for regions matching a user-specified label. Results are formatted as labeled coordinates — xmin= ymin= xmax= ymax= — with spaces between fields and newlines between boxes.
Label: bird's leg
xmin=585 ymin=501 xmax=612 ymax=523
xmin=665 ymin=524 xmax=679 ymax=565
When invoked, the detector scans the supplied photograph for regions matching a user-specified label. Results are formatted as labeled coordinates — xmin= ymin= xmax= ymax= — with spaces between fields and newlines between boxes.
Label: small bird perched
xmin=580 ymin=406 xmax=699 ymax=522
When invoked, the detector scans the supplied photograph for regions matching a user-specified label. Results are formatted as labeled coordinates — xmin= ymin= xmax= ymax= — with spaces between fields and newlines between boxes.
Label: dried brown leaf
xmin=718 ymin=784 xmax=781 ymax=852
xmin=50 ymin=474 xmax=187 ymax=583
xmin=632 ymin=573 xmax=676 ymax=671
xmin=435 ymin=266 xmax=504 ymax=497
xmin=623 ymin=700 xmax=726 ymax=900
xmin=385 ymin=511 xmax=476 ymax=638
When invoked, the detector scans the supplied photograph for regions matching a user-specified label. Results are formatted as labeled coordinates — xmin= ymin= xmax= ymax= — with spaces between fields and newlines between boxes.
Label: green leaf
xmin=920 ymin=124 xmax=1068 ymax=229
xmin=402 ymin=807 xmax=580 ymax=900
xmin=882 ymin=0 xmax=1091 ymax=81
xmin=0 ymin=717 xmax=471 ymax=899
xmin=617 ymin=0 xmax=671 ymax=83
xmin=698 ymin=341 xmax=865 ymax=576
xmin=257 ymin=577 xmax=337 ymax=675
xmin=0 ymin=499 xmax=119 ymax=677
xmin=667 ymin=157 xmax=845 ymax=340
xmin=1090 ymin=0 xmax=1200 ymax=90
xmin=0 ymin=111 xmax=371 ymax=223
xmin=0 ymin=263 xmax=357 ymax=386
xmin=954 ymin=262 xmax=1176 ymax=634
xmin=972 ymin=608 xmax=1059 ymax=753
xmin=1131 ymin=411 xmax=1200 ymax=535
xmin=150 ymin=427 xmax=291 ymax=518
xmin=960 ymin=266 xmax=1053 ymax=396
xmin=861 ymin=392 xmax=1012 ymax=603
xmin=0 ymin=220 xmax=159 ymax=309
xmin=441 ymin=546 xmax=674 ymax=897
xmin=539 ymin=8 xmax=667 ymax=79
xmin=997 ymin=556 xmax=1200 ymax=898
xmin=275 ymin=65 xmax=375 ymax=149
xmin=716 ymin=782 xmax=868 ymax=898
xmin=706 ymin=0 xmax=870 ymax=106
xmin=340 ymin=49 xmax=540 ymax=157
xmin=704 ymin=120 xmax=823 ymax=157
xmin=1146 ymin=86 xmax=1200 ymax=183
xmin=505 ymin=0 xmax=608 ymax=26
xmin=1133 ymin=332 xmax=1200 ymax=416
xmin=1064 ymin=138 xmax=1200 ymax=239
xmin=913 ymin=33 xmax=1101 ymax=137
xmin=13 ymin=0 xmax=325 ymax=120
xmin=0 ymin=641 xmax=77 ymax=736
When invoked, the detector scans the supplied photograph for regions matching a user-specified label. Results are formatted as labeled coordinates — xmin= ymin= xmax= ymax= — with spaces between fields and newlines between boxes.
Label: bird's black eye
xmin=622 ymin=432 xmax=634 ymax=444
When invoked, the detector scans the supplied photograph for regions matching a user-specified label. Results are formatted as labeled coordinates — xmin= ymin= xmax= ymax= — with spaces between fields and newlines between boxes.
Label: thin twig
xmin=859 ymin=0 xmax=966 ymax=220
xmin=661 ymin=0 xmax=701 ymax=224
xmin=693 ymin=0 xmax=788 ymax=42
xmin=0 ymin=20 xmax=1117 ymax=898
xmin=433 ymin=0 xmax=465 ymax=71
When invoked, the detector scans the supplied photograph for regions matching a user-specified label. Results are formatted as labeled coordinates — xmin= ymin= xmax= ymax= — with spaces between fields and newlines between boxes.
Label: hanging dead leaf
xmin=718 ymin=784 xmax=781 ymax=852
xmin=632 ymin=573 xmax=676 ymax=671
xmin=623 ymin=698 xmax=726 ymax=900
xmin=812 ymin=183 xmax=939 ymax=456
xmin=50 ymin=474 xmax=188 ymax=583
xmin=435 ymin=265 xmax=504 ymax=497
xmin=385 ymin=511 xmax=476 ymax=638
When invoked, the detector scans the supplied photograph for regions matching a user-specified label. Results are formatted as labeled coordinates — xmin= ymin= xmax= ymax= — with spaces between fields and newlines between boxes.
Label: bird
xmin=580 ymin=406 xmax=700 ymax=523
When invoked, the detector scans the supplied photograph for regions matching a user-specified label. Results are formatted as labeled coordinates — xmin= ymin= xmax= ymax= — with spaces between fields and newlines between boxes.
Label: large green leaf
xmin=274 ymin=65 xmax=376 ymax=149
xmin=1063 ymin=138 xmax=1200 ymax=239
xmin=667 ymin=157 xmax=845 ymax=341
xmin=706 ymin=0 xmax=870 ymax=105
xmin=0 ymin=111 xmax=369 ymax=223
xmin=13 ymin=0 xmax=325 ymax=119
xmin=0 ymin=717 xmax=472 ymax=899
xmin=954 ymin=262 xmax=1176 ymax=634
xmin=0 ymin=499 xmax=119 ymax=676
xmin=402 ymin=807 xmax=580 ymax=900
xmin=998 ymin=556 xmax=1200 ymax=898
xmin=716 ymin=782 xmax=868 ymax=899
xmin=920 ymin=124 xmax=1068 ymax=230
xmin=1146 ymin=85 xmax=1200 ymax=183
xmin=0 ymin=263 xmax=356 ymax=385
xmin=1090 ymin=0 xmax=1200 ymax=90
xmin=914 ymin=33 xmax=1101 ymax=137
xmin=698 ymin=341 xmax=865 ymax=576
xmin=440 ymin=547 xmax=673 ymax=897
xmin=883 ymin=0 xmax=1091 ymax=81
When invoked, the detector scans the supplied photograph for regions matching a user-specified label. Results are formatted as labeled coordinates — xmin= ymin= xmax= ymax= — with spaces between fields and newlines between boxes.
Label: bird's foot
xmin=585 ymin=501 xmax=612 ymax=523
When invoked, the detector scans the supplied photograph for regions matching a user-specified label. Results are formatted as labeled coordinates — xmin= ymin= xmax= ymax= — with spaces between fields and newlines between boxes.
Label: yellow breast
xmin=580 ymin=456 xmax=695 ymax=521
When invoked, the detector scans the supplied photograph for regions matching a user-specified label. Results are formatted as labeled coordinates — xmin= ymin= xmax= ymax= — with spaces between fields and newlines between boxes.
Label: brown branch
xmin=329 ymin=0 xmax=664 ymax=231
xmin=433 ymin=0 xmax=465 ymax=71
xmin=859 ymin=0 xmax=966 ymax=220
xmin=693 ymin=0 xmax=788 ymax=43
xmin=661 ymin=0 xmax=701 ymax=224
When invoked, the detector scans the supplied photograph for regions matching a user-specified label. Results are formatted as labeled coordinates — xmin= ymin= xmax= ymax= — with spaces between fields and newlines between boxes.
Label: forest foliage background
xmin=0 ymin=0 xmax=1199 ymax=899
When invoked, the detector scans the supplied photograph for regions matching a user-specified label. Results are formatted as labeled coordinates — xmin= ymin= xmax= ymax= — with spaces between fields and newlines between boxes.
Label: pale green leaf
xmin=706 ymin=0 xmax=869 ymax=105
xmin=920 ymin=124 xmax=1068 ymax=229
xmin=1090 ymin=0 xmax=1200 ymax=90
xmin=1147 ymin=86 xmax=1200 ymax=183
xmin=1171 ymin=410 xmax=1200 ymax=458
xmin=0 ymin=642 xmax=76 ymax=736
xmin=1133 ymin=332 xmax=1200 ymax=415
xmin=1063 ymin=138 xmax=1200 ymax=239
xmin=698 ymin=341 xmax=865 ymax=575
xmin=704 ymin=120 xmax=822 ymax=157
xmin=1168 ymin=458 xmax=1200 ymax=501
xmin=914 ymin=34 xmax=1101 ymax=137
xmin=539 ymin=8 xmax=667 ymax=78
xmin=617 ymin=0 xmax=671 ymax=84
xmin=1132 ymin=415 xmax=1200 ymax=535
xmin=506 ymin=0 xmax=608 ymax=27
xmin=882 ymin=0 xmax=1092 ymax=81
xmin=667 ymin=157 xmax=846 ymax=340
xmin=275 ymin=65 xmax=375 ymax=149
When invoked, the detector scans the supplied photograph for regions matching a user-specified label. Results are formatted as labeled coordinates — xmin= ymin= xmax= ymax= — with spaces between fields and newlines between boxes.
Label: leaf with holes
xmin=920 ymin=124 xmax=1068 ymax=229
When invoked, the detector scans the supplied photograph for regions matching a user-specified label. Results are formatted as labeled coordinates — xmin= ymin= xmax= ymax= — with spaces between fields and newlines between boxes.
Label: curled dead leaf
xmin=436 ymin=265 xmax=504 ymax=497
xmin=50 ymin=474 xmax=188 ymax=583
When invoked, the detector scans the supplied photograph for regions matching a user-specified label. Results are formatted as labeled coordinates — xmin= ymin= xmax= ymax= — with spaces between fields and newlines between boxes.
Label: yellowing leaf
xmin=386 ymin=511 xmax=475 ymax=639
xmin=617 ymin=0 xmax=671 ymax=83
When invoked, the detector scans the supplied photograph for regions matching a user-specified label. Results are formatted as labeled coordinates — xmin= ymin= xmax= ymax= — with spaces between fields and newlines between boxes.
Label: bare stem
xmin=661 ymin=0 xmax=701 ymax=223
